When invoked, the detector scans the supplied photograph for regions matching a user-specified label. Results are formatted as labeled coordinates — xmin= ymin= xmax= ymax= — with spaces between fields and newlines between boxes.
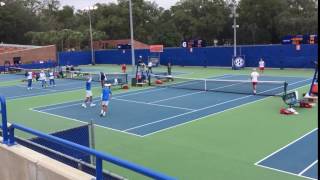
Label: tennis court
xmin=256 ymin=128 xmax=318 ymax=180
xmin=29 ymin=74 xmax=312 ymax=137
xmin=0 ymin=78 xmax=100 ymax=100
xmin=1 ymin=66 xmax=318 ymax=180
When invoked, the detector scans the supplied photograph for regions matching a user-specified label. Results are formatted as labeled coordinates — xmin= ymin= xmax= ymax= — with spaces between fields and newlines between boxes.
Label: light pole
xmin=85 ymin=6 xmax=97 ymax=65
xmin=229 ymin=1 xmax=239 ymax=69
xmin=129 ymin=0 xmax=136 ymax=75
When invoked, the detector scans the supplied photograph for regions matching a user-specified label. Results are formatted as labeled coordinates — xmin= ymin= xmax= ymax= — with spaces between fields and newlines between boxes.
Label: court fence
xmin=58 ymin=44 xmax=318 ymax=69
xmin=0 ymin=96 xmax=177 ymax=180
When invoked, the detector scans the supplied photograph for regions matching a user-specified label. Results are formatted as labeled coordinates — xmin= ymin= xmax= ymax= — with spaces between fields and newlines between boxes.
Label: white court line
xmin=39 ymin=99 xmax=99 ymax=112
xmin=115 ymin=74 xmax=233 ymax=99
xmin=40 ymin=97 xmax=196 ymax=112
xmin=254 ymin=128 xmax=318 ymax=180
xmin=113 ymin=98 xmax=195 ymax=111
xmin=254 ymin=128 xmax=318 ymax=166
xmin=115 ymin=87 xmax=168 ymax=98
xmin=32 ymin=74 xmax=233 ymax=110
xmin=124 ymin=78 xmax=311 ymax=133
xmin=224 ymin=74 xmax=313 ymax=79
xmin=15 ymin=84 xmax=59 ymax=92
xmin=123 ymin=95 xmax=255 ymax=132
xmin=299 ymin=160 xmax=318 ymax=176
xmin=6 ymin=80 xmax=100 ymax=101
xmin=30 ymin=77 xmax=312 ymax=138
xmin=256 ymin=164 xmax=318 ymax=180
xmin=150 ymin=82 xmax=245 ymax=104
xmin=7 ymin=87 xmax=84 ymax=100
xmin=30 ymin=108 xmax=143 ymax=138
xmin=136 ymin=79 xmax=312 ymax=136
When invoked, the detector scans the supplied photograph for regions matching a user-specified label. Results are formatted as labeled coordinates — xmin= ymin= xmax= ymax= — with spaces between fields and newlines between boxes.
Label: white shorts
xmin=86 ymin=90 xmax=93 ymax=97
xmin=101 ymin=101 xmax=109 ymax=106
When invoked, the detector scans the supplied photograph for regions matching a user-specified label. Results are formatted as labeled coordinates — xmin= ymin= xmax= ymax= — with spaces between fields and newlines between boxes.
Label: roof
xmin=0 ymin=43 xmax=41 ymax=48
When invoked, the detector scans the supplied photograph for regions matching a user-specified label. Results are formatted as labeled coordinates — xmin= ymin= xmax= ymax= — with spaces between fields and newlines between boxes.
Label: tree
xmin=0 ymin=0 xmax=40 ymax=44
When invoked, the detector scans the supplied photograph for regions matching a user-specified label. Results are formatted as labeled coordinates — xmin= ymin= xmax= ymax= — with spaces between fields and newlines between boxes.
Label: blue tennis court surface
xmin=0 ymin=79 xmax=100 ymax=100
xmin=0 ymin=74 xmax=24 ymax=81
xmin=31 ymin=75 xmax=312 ymax=137
xmin=256 ymin=128 xmax=318 ymax=180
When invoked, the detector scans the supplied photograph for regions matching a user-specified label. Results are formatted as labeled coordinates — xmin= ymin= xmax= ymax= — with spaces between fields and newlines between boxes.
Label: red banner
xmin=149 ymin=45 xmax=164 ymax=53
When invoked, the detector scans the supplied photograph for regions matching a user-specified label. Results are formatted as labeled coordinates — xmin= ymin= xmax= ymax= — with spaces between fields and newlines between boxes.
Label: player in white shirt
xmin=39 ymin=70 xmax=47 ymax=88
xmin=49 ymin=70 xmax=56 ymax=87
xmin=147 ymin=61 xmax=153 ymax=74
xmin=259 ymin=58 xmax=265 ymax=73
xmin=251 ymin=68 xmax=260 ymax=95
xmin=27 ymin=71 xmax=33 ymax=90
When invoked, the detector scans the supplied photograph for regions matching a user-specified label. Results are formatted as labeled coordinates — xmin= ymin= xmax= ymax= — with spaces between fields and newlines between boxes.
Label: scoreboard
xmin=181 ymin=39 xmax=206 ymax=48
xmin=281 ymin=34 xmax=318 ymax=45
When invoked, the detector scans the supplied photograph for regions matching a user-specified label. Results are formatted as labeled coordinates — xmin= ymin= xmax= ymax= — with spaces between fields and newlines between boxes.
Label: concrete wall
xmin=0 ymin=45 xmax=57 ymax=65
xmin=0 ymin=138 xmax=94 ymax=180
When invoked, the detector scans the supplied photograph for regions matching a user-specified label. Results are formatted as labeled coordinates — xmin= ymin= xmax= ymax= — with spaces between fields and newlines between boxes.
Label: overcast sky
xmin=59 ymin=0 xmax=178 ymax=10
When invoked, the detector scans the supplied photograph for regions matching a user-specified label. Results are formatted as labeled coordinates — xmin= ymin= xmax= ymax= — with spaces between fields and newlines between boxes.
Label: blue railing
xmin=0 ymin=96 xmax=176 ymax=180
xmin=0 ymin=96 xmax=8 ymax=144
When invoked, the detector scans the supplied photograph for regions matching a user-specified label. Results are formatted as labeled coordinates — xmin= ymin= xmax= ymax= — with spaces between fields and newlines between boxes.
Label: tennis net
xmin=148 ymin=74 xmax=288 ymax=96
xmin=64 ymin=71 xmax=128 ymax=85
xmin=8 ymin=67 xmax=50 ymax=75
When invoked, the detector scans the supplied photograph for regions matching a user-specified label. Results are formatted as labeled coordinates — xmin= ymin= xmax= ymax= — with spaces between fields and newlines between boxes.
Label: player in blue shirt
xmin=100 ymin=84 xmax=112 ymax=117
xmin=82 ymin=75 xmax=96 ymax=108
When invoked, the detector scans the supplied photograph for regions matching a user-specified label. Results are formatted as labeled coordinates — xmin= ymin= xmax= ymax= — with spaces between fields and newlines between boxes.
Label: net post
xmin=284 ymin=82 xmax=288 ymax=95
xmin=148 ymin=74 xmax=151 ymax=86
xmin=204 ymin=80 xmax=207 ymax=91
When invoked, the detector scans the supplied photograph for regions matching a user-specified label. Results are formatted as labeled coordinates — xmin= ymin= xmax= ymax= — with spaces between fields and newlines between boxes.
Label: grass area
xmin=3 ymin=65 xmax=317 ymax=180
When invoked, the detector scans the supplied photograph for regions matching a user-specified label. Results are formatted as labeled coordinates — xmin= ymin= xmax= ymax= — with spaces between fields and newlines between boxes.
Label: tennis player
xmin=27 ymin=71 xmax=33 ymax=90
xmin=49 ymin=70 xmax=56 ymax=87
xmin=251 ymin=68 xmax=260 ymax=95
xmin=147 ymin=61 xmax=153 ymax=74
xmin=82 ymin=75 xmax=96 ymax=108
xmin=39 ymin=70 xmax=47 ymax=88
xmin=100 ymin=84 xmax=112 ymax=117
xmin=100 ymin=72 xmax=106 ymax=88
xmin=259 ymin=58 xmax=265 ymax=73
xmin=121 ymin=64 xmax=127 ymax=73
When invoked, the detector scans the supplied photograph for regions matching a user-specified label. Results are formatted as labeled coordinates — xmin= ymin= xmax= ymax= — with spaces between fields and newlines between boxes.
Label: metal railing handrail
xmin=0 ymin=94 xmax=176 ymax=180
xmin=0 ymin=96 xmax=8 ymax=143
xmin=8 ymin=124 xmax=176 ymax=180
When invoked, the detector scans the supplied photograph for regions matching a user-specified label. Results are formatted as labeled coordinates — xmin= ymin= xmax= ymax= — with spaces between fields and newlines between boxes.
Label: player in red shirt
xmin=121 ymin=64 xmax=127 ymax=73
xmin=259 ymin=58 xmax=265 ymax=74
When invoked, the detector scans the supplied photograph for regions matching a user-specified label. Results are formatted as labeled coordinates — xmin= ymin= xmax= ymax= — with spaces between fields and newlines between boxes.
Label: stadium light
xmin=84 ymin=5 xmax=98 ymax=65
xmin=0 ymin=2 xmax=5 ymax=7
xmin=229 ymin=0 xmax=239 ymax=69
xmin=129 ymin=0 xmax=136 ymax=75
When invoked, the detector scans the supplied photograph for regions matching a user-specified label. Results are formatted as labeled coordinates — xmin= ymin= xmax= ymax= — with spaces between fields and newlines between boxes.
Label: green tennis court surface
xmin=2 ymin=65 xmax=318 ymax=180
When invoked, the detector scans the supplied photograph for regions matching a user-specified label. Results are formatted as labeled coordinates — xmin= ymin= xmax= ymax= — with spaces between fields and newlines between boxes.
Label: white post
xmin=230 ymin=1 xmax=239 ymax=69
xmin=88 ymin=8 xmax=95 ymax=65
xmin=0 ymin=2 xmax=5 ymax=7
xmin=233 ymin=6 xmax=237 ymax=58
xmin=129 ymin=0 xmax=136 ymax=75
